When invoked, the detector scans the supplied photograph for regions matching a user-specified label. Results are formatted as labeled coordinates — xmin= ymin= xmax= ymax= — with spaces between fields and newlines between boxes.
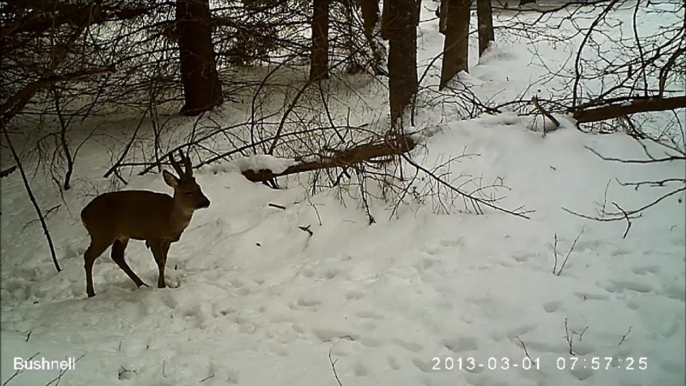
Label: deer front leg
xmin=150 ymin=240 xmax=171 ymax=288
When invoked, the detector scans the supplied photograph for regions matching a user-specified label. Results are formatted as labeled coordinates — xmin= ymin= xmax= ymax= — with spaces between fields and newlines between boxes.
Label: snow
xmin=232 ymin=154 xmax=300 ymax=174
xmin=1 ymin=4 xmax=685 ymax=386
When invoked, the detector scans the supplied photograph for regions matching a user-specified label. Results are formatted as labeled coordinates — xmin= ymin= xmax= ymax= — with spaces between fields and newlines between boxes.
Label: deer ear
xmin=163 ymin=170 xmax=179 ymax=188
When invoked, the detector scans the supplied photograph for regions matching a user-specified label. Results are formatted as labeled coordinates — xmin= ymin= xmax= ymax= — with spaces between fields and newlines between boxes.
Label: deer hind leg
xmin=149 ymin=240 xmax=171 ymax=288
xmin=84 ymin=236 xmax=113 ymax=298
xmin=111 ymin=238 xmax=148 ymax=289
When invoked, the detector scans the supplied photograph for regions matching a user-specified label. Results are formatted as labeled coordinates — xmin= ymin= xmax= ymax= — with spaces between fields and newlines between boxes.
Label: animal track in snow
xmin=512 ymin=253 xmax=532 ymax=263
xmin=353 ymin=361 xmax=370 ymax=376
xmin=312 ymin=328 xmax=355 ymax=342
xmin=321 ymin=268 xmax=339 ymax=280
xmin=631 ymin=265 xmax=659 ymax=275
xmin=663 ymin=283 xmax=686 ymax=301
xmin=574 ymin=292 xmax=609 ymax=301
xmin=443 ymin=336 xmax=479 ymax=353
xmin=505 ymin=324 xmax=536 ymax=340
xmin=296 ymin=297 xmax=322 ymax=307
xmin=570 ymin=367 xmax=593 ymax=381
xmin=543 ymin=301 xmax=561 ymax=313
xmin=355 ymin=310 xmax=384 ymax=319
xmin=345 ymin=289 xmax=365 ymax=300
xmin=387 ymin=356 xmax=400 ymax=370
xmin=392 ymin=338 xmax=424 ymax=353
xmin=603 ymin=280 xmax=653 ymax=294
xmin=411 ymin=358 xmax=433 ymax=373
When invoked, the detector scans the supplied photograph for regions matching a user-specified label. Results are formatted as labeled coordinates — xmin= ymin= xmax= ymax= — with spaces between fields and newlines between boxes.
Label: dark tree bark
xmin=439 ymin=0 xmax=470 ymax=89
xmin=572 ymin=96 xmax=686 ymax=123
xmin=360 ymin=0 xmax=386 ymax=75
xmin=176 ymin=0 xmax=223 ymax=116
xmin=380 ymin=0 xmax=390 ymax=40
xmin=387 ymin=0 xmax=418 ymax=125
xmin=415 ymin=0 xmax=422 ymax=25
xmin=477 ymin=0 xmax=494 ymax=57
xmin=360 ymin=0 xmax=380 ymax=37
xmin=438 ymin=0 xmax=448 ymax=34
xmin=309 ymin=0 xmax=330 ymax=81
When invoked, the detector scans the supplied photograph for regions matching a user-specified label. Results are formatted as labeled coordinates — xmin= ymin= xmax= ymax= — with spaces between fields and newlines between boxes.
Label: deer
xmin=81 ymin=150 xmax=210 ymax=297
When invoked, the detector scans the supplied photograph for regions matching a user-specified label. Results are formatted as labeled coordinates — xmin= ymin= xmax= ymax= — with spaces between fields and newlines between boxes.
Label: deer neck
xmin=170 ymin=200 xmax=194 ymax=232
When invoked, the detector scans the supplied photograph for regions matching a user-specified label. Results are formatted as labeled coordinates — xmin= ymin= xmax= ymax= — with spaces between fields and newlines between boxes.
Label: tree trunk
xmin=477 ymin=0 xmax=494 ymax=57
xmin=380 ymin=0 xmax=390 ymax=40
xmin=387 ymin=0 xmax=418 ymax=125
xmin=438 ymin=0 xmax=448 ymax=34
xmin=360 ymin=0 xmax=380 ymax=37
xmin=360 ymin=0 xmax=387 ymax=75
xmin=309 ymin=0 xmax=330 ymax=81
xmin=439 ymin=0 xmax=470 ymax=89
xmin=415 ymin=0 xmax=422 ymax=25
xmin=176 ymin=0 xmax=223 ymax=116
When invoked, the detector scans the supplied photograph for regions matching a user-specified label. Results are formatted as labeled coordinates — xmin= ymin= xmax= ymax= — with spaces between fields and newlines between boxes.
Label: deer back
xmin=81 ymin=151 xmax=210 ymax=242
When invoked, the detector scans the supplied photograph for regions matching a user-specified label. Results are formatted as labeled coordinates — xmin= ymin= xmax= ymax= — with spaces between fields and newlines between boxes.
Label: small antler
xmin=168 ymin=151 xmax=184 ymax=177
xmin=179 ymin=149 xmax=193 ymax=177
xmin=169 ymin=149 xmax=193 ymax=178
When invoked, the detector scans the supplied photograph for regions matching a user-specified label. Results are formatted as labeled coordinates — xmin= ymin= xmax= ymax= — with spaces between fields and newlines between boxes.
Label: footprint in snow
xmin=443 ymin=336 xmax=479 ymax=353
xmin=387 ymin=356 xmax=400 ymax=370
xmin=631 ymin=265 xmax=659 ymax=275
xmin=392 ymin=338 xmax=424 ymax=353
xmin=411 ymin=358 xmax=433 ymax=373
xmin=663 ymin=283 xmax=686 ymax=301
xmin=505 ymin=324 xmax=537 ymax=340
xmin=543 ymin=301 xmax=562 ymax=313
xmin=603 ymin=280 xmax=653 ymax=294
xmin=354 ymin=361 xmax=370 ymax=376
xmin=512 ymin=253 xmax=532 ymax=263
xmin=345 ymin=289 xmax=366 ymax=300
xmin=296 ymin=297 xmax=322 ymax=307
xmin=570 ymin=367 xmax=593 ymax=381
xmin=355 ymin=310 xmax=384 ymax=319
xmin=312 ymin=328 xmax=355 ymax=343
xmin=574 ymin=292 xmax=610 ymax=301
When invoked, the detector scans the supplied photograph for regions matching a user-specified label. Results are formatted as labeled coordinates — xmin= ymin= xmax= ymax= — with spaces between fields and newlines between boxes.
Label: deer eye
xmin=185 ymin=191 xmax=194 ymax=196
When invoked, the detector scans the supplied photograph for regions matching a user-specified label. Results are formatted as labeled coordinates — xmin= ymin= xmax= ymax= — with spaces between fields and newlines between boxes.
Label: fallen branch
xmin=571 ymin=96 xmax=686 ymax=124
xmin=298 ymin=225 xmax=313 ymax=236
xmin=240 ymin=133 xmax=416 ymax=182
xmin=532 ymin=96 xmax=560 ymax=135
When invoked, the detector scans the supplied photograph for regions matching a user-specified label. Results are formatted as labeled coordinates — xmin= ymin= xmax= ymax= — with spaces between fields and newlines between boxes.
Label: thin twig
xmin=328 ymin=349 xmax=343 ymax=386
xmin=515 ymin=336 xmax=537 ymax=366
xmin=556 ymin=227 xmax=585 ymax=276
xmin=552 ymin=233 xmax=559 ymax=274
xmin=618 ymin=326 xmax=632 ymax=346
xmin=611 ymin=202 xmax=632 ymax=238
xmin=2 ymin=126 xmax=61 ymax=272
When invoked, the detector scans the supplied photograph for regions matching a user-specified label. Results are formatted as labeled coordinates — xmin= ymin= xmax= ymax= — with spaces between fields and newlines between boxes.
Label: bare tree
xmin=388 ymin=0 xmax=419 ymax=125
xmin=176 ymin=0 xmax=223 ymax=115
xmin=476 ymin=0 xmax=494 ymax=57
xmin=439 ymin=0 xmax=470 ymax=89
xmin=310 ymin=0 xmax=330 ymax=80
xmin=359 ymin=0 xmax=387 ymax=74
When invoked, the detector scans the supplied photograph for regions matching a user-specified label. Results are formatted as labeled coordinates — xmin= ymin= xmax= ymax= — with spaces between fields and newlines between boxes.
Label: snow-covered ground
xmin=1 ymin=4 xmax=684 ymax=386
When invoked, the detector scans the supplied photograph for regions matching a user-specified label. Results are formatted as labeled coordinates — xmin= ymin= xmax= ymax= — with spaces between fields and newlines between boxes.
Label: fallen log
xmin=241 ymin=133 xmax=416 ymax=182
xmin=571 ymin=96 xmax=686 ymax=124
